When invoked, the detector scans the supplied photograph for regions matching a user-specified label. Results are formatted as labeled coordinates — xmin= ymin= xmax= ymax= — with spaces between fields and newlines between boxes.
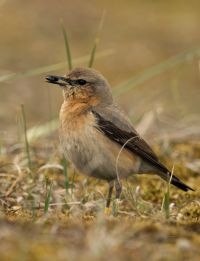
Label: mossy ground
xmin=0 ymin=136 xmax=199 ymax=261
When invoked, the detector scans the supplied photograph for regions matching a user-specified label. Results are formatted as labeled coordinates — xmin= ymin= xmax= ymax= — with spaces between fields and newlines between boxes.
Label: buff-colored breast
xmin=59 ymin=101 xmax=141 ymax=181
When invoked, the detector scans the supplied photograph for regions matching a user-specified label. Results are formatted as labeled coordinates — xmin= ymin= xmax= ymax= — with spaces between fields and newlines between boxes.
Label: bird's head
xmin=46 ymin=67 xmax=113 ymax=107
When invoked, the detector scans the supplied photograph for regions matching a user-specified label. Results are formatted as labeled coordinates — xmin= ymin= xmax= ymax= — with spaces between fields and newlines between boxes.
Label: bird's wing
xmin=92 ymin=106 xmax=193 ymax=192
xmin=93 ymin=106 xmax=169 ymax=174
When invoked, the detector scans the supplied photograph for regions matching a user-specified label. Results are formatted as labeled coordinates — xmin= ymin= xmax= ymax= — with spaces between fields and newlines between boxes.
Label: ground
xmin=0 ymin=136 xmax=199 ymax=261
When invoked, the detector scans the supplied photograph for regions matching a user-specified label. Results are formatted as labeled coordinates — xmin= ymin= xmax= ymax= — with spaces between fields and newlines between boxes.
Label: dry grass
xmin=0 ymin=133 xmax=200 ymax=260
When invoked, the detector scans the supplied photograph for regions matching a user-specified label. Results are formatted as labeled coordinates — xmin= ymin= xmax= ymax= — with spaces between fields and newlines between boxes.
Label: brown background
xmin=0 ymin=0 xmax=200 ymax=136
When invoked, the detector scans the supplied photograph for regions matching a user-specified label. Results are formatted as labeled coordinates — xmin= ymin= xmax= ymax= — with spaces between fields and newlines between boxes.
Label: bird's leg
xmin=112 ymin=179 xmax=122 ymax=215
xmin=104 ymin=180 xmax=114 ymax=214
xmin=115 ymin=179 xmax=122 ymax=199
xmin=106 ymin=180 xmax=114 ymax=208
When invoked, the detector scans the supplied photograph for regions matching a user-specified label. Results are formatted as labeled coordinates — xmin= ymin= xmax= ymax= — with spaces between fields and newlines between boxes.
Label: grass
xmin=0 ymin=25 xmax=200 ymax=260
xmin=161 ymin=166 xmax=174 ymax=219
xmin=20 ymin=104 xmax=32 ymax=172
xmin=60 ymin=20 xmax=73 ymax=70
xmin=114 ymin=47 xmax=200 ymax=97
xmin=44 ymin=177 xmax=53 ymax=213
xmin=61 ymin=156 xmax=70 ymax=194
xmin=0 ymin=49 xmax=114 ymax=83
xmin=88 ymin=10 xmax=106 ymax=68
xmin=0 ymin=137 xmax=200 ymax=260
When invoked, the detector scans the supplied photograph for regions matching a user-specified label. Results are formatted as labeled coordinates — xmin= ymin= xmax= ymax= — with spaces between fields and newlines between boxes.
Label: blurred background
xmin=0 ymin=0 xmax=200 ymax=142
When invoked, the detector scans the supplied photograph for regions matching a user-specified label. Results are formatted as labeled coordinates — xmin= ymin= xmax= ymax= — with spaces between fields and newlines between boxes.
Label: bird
xmin=46 ymin=67 xmax=193 ymax=210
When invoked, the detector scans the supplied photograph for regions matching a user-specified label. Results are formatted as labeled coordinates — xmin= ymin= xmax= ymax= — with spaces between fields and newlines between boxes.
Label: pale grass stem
xmin=0 ymin=50 xmax=114 ymax=83
xmin=161 ymin=165 xmax=174 ymax=219
xmin=115 ymin=136 xmax=140 ymax=185
xmin=46 ymin=84 xmax=54 ymax=133
xmin=21 ymin=104 xmax=32 ymax=173
xmin=114 ymin=47 xmax=200 ymax=97
xmin=113 ymin=136 xmax=139 ymax=214
xmin=170 ymin=68 xmax=187 ymax=116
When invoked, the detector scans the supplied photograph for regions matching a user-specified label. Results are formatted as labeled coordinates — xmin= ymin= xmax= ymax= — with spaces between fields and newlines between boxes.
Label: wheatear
xmin=46 ymin=67 xmax=193 ymax=209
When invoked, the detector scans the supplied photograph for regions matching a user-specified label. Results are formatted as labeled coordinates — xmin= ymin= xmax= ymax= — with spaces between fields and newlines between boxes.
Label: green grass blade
xmin=61 ymin=156 xmax=69 ymax=194
xmin=162 ymin=187 xmax=170 ymax=219
xmin=0 ymin=49 xmax=114 ymax=83
xmin=60 ymin=19 xmax=72 ymax=70
xmin=114 ymin=47 xmax=200 ymax=97
xmin=88 ymin=38 xmax=99 ymax=68
xmin=88 ymin=10 xmax=106 ymax=68
xmin=44 ymin=179 xmax=53 ymax=213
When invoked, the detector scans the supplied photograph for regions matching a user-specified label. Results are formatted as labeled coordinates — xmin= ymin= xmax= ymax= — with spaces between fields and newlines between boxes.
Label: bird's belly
xmin=60 ymin=125 xmax=102 ymax=174
xmin=60 ymin=120 xmax=140 ymax=181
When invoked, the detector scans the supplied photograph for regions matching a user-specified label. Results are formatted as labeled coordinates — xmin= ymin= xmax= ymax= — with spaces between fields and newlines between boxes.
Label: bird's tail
xmin=159 ymin=171 xmax=194 ymax=192
xmin=138 ymin=160 xmax=194 ymax=191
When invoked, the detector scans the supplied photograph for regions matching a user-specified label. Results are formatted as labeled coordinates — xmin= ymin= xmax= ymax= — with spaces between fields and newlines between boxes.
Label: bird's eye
xmin=77 ymin=79 xmax=87 ymax=85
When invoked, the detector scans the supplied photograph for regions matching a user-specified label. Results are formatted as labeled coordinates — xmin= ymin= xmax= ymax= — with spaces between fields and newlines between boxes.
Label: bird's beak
xmin=46 ymin=75 xmax=70 ymax=87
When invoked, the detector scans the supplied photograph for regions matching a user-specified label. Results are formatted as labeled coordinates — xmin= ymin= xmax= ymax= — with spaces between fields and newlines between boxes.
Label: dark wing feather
xmin=93 ymin=111 xmax=169 ymax=174
xmin=93 ymin=111 xmax=194 ymax=192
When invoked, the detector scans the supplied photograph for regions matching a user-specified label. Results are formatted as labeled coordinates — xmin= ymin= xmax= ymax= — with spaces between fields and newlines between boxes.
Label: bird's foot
xmin=112 ymin=198 xmax=121 ymax=216
xmin=104 ymin=207 xmax=111 ymax=215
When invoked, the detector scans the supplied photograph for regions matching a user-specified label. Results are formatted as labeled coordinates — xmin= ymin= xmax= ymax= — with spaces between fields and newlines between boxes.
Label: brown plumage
xmin=46 ymin=67 xmax=193 ymax=209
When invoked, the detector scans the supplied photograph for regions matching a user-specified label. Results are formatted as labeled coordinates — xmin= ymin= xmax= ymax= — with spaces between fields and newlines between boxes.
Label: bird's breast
xmin=59 ymin=102 xmax=141 ymax=180
xmin=59 ymin=102 xmax=102 ymax=174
